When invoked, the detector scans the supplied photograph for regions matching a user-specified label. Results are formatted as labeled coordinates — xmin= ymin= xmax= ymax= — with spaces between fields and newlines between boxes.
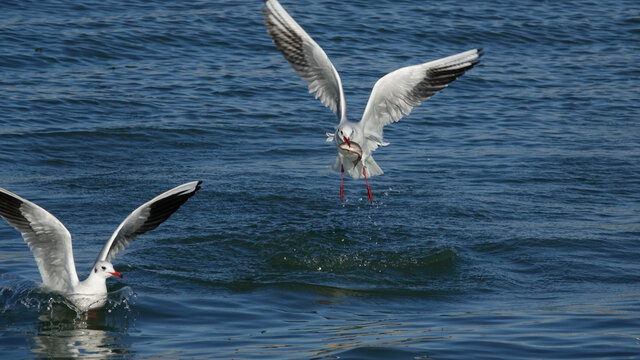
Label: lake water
xmin=1 ymin=0 xmax=639 ymax=358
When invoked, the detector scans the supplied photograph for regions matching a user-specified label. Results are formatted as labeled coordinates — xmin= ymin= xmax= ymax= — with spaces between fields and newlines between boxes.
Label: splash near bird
xmin=0 ymin=181 xmax=201 ymax=311
xmin=263 ymin=0 xmax=482 ymax=203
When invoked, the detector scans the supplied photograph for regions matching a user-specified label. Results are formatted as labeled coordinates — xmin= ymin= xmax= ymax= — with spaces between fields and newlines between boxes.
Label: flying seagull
xmin=263 ymin=0 xmax=482 ymax=202
xmin=0 ymin=181 xmax=202 ymax=311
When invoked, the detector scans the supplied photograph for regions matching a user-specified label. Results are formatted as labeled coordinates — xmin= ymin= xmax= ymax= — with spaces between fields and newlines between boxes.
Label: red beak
xmin=343 ymin=136 xmax=351 ymax=146
xmin=110 ymin=271 xmax=123 ymax=279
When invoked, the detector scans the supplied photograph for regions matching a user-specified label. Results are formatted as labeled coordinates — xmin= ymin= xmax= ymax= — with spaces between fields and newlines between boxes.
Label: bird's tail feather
xmin=334 ymin=155 xmax=383 ymax=179
xmin=361 ymin=156 xmax=383 ymax=178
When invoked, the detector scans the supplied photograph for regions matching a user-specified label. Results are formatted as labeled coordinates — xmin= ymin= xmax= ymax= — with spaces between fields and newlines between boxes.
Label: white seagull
xmin=263 ymin=0 xmax=482 ymax=203
xmin=0 ymin=181 xmax=202 ymax=311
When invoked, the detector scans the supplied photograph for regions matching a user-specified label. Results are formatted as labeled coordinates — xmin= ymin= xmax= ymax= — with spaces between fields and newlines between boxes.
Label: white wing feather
xmin=360 ymin=48 xmax=483 ymax=152
xmin=95 ymin=181 xmax=202 ymax=265
xmin=263 ymin=0 xmax=347 ymax=122
xmin=0 ymin=187 xmax=79 ymax=293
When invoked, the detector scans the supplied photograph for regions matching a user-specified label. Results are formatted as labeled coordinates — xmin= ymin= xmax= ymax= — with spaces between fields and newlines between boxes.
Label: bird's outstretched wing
xmin=360 ymin=48 xmax=483 ymax=152
xmin=95 ymin=181 xmax=202 ymax=264
xmin=263 ymin=0 xmax=347 ymax=123
xmin=0 ymin=187 xmax=79 ymax=293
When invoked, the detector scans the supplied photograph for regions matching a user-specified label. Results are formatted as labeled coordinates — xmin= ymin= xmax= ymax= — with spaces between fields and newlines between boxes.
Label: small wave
xmin=267 ymin=247 xmax=460 ymax=276
xmin=330 ymin=346 xmax=428 ymax=360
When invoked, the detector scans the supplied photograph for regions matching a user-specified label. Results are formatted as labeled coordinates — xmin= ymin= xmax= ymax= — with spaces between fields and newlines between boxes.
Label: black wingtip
xmin=0 ymin=188 xmax=26 ymax=223
xmin=468 ymin=48 xmax=484 ymax=67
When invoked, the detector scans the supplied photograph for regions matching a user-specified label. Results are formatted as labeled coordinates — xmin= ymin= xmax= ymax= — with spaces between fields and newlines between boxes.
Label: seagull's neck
xmin=74 ymin=271 xmax=108 ymax=295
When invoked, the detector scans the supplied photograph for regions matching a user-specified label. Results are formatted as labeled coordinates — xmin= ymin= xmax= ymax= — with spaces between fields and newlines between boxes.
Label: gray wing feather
xmin=263 ymin=0 xmax=347 ymax=122
xmin=95 ymin=181 xmax=202 ymax=264
xmin=361 ymin=48 xmax=483 ymax=152
xmin=0 ymin=187 xmax=79 ymax=293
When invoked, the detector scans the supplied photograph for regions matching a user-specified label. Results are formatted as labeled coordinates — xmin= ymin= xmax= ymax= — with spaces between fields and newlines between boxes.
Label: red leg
xmin=363 ymin=167 xmax=374 ymax=203
xmin=340 ymin=164 xmax=344 ymax=201
xmin=88 ymin=309 xmax=98 ymax=319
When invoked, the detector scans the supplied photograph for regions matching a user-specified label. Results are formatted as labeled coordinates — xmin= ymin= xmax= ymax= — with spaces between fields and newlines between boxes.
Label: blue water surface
xmin=1 ymin=0 xmax=639 ymax=358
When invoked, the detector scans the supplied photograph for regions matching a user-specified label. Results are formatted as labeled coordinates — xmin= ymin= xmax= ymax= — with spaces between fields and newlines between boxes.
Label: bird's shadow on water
xmin=1 ymin=278 xmax=137 ymax=358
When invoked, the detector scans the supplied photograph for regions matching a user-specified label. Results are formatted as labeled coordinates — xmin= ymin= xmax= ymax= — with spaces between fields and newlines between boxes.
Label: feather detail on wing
xmin=360 ymin=48 xmax=483 ymax=152
xmin=0 ymin=187 xmax=79 ymax=293
xmin=263 ymin=0 xmax=347 ymax=122
xmin=95 ymin=181 xmax=202 ymax=264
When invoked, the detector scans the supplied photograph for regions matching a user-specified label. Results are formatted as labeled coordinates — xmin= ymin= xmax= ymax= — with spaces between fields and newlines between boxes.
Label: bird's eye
xmin=101 ymin=266 xmax=106 ymax=270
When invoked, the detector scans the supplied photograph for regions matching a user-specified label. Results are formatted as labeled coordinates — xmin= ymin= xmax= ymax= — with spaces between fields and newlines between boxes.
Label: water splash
xmin=1 ymin=275 xmax=136 ymax=320
xmin=0 ymin=276 xmax=43 ymax=313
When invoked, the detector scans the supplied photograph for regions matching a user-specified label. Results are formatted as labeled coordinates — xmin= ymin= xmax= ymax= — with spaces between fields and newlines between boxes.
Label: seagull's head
xmin=93 ymin=260 xmax=123 ymax=280
xmin=338 ymin=126 xmax=355 ymax=146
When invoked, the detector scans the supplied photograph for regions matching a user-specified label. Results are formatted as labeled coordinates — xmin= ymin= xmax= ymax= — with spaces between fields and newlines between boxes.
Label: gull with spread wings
xmin=263 ymin=0 xmax=482 ymax=202
xmin=0 ymin=181 xmax=201 ymax=311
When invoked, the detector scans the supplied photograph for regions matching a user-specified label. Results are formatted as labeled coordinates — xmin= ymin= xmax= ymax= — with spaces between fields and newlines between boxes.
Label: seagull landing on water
xmin=263 ymin=0 xmax=482 ymax=203
xmin=0 ymin=181 xmax=202 ymax=311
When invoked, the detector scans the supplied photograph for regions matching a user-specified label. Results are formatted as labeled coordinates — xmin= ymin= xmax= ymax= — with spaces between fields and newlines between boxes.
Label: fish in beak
xmin=338 ymin=140 xmax=362 ymax=165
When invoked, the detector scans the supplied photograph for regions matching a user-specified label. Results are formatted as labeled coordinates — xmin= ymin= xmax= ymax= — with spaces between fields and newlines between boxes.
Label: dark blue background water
xmin=1 ymin=0 xmax=639 ymax=358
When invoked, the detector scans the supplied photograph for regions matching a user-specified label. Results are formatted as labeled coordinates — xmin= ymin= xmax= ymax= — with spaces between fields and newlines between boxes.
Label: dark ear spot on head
xmin=94 ymin=267 xmax=97 ymax=273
